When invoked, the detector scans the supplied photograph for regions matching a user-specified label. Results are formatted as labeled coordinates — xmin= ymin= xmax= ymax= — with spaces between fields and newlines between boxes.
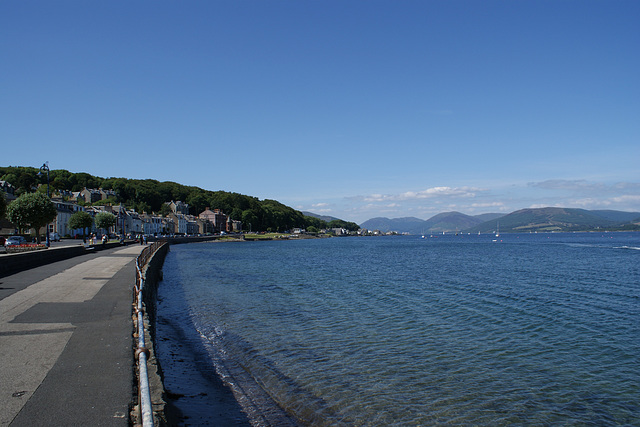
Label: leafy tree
xmin=304 ymin=215 xmax=328 ymax=230
xmin=68 ymin=172 xmax=102 ymax=192
xmin=168 ymin=182 xmax=189 ymax=203
xmin=230 ymin=207 xmax=243 ymax=221
xmin=328 ymin=219 xmax=360 ymax=232
xmin=95 ymin=212 xmax=117 ymax=234
xmin=68 ymin=211 xmax=94 ymax=241
xmin=1 ymin=168 xmax=38 ymax=195
xmin=101 ymin=178 xmax=129 ymax=202
xmin=209 ymin=192 xmax=233 ymax=214
xmin=186 ymin=191 xmax=209 ymax=215
xmin=50 ymin=169 xmax=72 ymax=192
xmin=141 ymin=184 xmax=163 ymax=211
xmin=156 ymin=182 xmax=175 ymax=203
xmin=35 ymin=184 xmax=49 ymax=195
xmin=6 ymin=192 xmax=57 ymax=243
xmin=95 ymin=196 xmax=118 ymax=206
xmin=159 ymin=204 xmax=172 ymax=217
xmin=242 ymin=209 xmax=258 ymax=231
xmin=136 ymin=201 xmax=151 ymax=214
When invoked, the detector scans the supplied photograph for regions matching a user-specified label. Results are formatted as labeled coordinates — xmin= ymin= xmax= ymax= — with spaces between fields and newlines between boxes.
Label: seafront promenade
xmin=0 ymin=244 xmax=145 ymax=426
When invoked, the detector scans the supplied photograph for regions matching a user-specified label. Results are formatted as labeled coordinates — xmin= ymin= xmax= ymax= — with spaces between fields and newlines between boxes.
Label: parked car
xmin=5 ymin=236 xmax=27 ymax=246
xmin=50 ymin=232 xmax=61 ymax=242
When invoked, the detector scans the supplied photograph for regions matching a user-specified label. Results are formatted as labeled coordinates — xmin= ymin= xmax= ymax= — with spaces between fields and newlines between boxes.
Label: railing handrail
xmin=134 ymin=241 xmax=165 ymax=427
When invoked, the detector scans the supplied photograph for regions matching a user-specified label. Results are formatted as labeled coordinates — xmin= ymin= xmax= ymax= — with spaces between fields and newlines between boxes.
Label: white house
xmin=51 ymin=201 xmax=87 ymax=238
xmin=142 ymin=213 xmax=165 ymax=236
xmin=169 ymin=212 xmax=188 ymax=235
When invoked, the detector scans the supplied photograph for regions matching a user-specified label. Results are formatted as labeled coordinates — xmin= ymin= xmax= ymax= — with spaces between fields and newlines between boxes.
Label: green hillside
xmin=423 ymin=211 xmax=483 ymax=233
xmin=0 ymin=166 xmax=358 ymax=233
xmin=360 ymin=212 xmax=495 ymax=234
xmin=362 ymin=208 xmax=640 ymax=234
xmin=466 ymin=207 xmax=640 ymax=233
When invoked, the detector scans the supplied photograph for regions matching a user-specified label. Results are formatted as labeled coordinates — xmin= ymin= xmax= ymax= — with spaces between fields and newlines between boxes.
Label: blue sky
xmin=2 ymin=1 xmax=638 ymax=224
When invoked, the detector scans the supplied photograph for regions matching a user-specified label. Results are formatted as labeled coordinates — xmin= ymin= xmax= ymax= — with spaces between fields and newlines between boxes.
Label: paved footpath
xmin=0 ymin=245 xmax=145 ymax=426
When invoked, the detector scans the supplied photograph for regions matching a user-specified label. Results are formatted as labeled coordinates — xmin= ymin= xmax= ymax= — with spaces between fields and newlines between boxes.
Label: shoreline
xmin=137 ymin=239 xmax=253 ymax=425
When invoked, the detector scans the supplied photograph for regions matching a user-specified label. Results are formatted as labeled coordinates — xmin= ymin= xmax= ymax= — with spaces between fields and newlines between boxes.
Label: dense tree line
xmin=0 ymin=166 xmax=359 ymax=232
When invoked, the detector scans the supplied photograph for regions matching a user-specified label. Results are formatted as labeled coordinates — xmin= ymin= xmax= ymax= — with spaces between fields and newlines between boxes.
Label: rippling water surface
xmin=157 ymin=233 xmax=640 ymax=425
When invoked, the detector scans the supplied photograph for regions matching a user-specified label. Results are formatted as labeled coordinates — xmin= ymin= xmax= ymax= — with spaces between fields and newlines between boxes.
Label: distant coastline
xmin=360 ymin=207 xmax=640 ymax=235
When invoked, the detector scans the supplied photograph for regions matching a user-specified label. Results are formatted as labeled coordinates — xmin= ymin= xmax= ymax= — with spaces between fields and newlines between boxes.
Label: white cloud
xmin=612 ymin=182 xmax=640 ymax=191
xmin=611 ymin=195 xmax=640 ymax=203
xmin=528 ymin=179 xmax=598 ymax=191
xmin=362 ymin=186 xmax=486 ymax=202
xmin=528 ymin=194 xmax=640 ymax=211
xmin=570 ymin=198 xmax=611 ymax=208
xmin=529 ymin=179 xmax=640 ymax=195
xmin=311 ymin=207 xmax=333 ymax=214
xmin=529 ymin=203 xmax=563 ymax=209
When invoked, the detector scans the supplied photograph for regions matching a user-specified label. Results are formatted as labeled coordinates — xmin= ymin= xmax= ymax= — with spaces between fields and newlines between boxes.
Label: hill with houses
xmin=0 ymin=166 xmax=357 ymax=237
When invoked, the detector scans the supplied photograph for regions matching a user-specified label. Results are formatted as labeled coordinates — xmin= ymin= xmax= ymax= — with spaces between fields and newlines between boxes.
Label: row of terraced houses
xmin=0 ymin=182 xmax=241 ymax=238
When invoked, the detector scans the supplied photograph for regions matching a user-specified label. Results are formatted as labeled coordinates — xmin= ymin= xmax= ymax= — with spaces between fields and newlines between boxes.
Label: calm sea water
xmin=156 ymin=233 xmax=640 ymax=426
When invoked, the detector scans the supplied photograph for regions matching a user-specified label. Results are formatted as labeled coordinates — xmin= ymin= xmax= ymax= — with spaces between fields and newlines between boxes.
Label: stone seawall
xmin=0 ymin=246 xmax=86 ymax=277
xmin=137 ymin=242 xmax=170 ymax=425
xmin=140 ymin=243 xmax=169 ymax=338
xmin=0 ymin=235 xmax=238 ymax=278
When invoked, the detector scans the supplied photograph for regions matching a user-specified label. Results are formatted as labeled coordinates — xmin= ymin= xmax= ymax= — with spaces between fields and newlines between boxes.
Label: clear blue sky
xmin=2 ymin=1 xmax=638 ymax=224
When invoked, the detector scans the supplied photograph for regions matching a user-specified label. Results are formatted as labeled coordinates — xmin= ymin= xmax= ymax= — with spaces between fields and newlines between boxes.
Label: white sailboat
xmin=495 ymin=221 xmax=500 ymax=238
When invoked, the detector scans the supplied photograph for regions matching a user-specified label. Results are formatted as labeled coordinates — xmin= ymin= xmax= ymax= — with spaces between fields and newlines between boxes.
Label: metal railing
xmin=134 ymin=241 xmax=165 ymax=426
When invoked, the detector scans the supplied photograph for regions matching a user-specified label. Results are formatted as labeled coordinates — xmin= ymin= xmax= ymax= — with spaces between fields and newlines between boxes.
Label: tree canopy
xmin=95 ymin=212 xmax=117 ymax=232
xmin=327 ymin=219 xmax=360 ymax=232
xmin=68 ymin=211 xmax=94 ymax=238
xmin=6 ymin=192 xmax=57 ymax=242
xmin=69 ymin=211 xmax=94 ymax=230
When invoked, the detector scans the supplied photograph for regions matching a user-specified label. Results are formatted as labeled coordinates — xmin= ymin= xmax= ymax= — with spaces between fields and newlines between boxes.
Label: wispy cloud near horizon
xmin=299 ymin=179 xmax=640 ymax=224
xmin=528 ymin=180 xmax=640 ymax=194
xmin=359 ymin=186 xmax=487 ymax=203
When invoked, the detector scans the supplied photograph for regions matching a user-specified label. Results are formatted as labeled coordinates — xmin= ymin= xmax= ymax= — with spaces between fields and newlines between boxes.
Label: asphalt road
xmin=0 ymin=244 xmax=145 ymax=426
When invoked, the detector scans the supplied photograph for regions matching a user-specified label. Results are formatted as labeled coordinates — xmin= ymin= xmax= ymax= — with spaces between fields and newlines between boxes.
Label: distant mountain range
xmin=359 ymin=208 xmax=640 ymax=234
xmin=360 ymin=212 xmax=502 ymax=235
xmin=302 ymin=211 xmax=342 ymax=223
